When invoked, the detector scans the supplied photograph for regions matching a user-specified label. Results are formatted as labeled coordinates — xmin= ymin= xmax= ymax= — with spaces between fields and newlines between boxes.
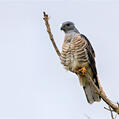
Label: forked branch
xmin=43 ymin=12 xmax=119 ymax=115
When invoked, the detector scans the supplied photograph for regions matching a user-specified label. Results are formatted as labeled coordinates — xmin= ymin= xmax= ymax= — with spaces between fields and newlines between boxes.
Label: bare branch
xmin=43 ymin=11 xmax=119 ymax=115
xmin=104 ymin=107 xmax=114 ymax=112
xmin=114 ymin=114 xmax=118 ymax=119
xmin=43 ymin=12 xmax=61 ymax=57
xmin=85 ymin=72 xmax=119 ymax=114
xmin=104 ymin=106 xmax=116 ymax=119
xmin=109 ymin=106 xmax=114 ymax=119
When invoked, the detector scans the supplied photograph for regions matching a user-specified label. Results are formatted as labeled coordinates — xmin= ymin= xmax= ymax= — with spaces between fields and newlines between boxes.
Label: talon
xmin=79 ymin=67 xmax=87 ymax=75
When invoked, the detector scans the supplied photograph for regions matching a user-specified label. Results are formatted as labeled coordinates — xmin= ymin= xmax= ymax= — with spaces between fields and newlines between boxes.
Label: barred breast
xmin=60 ymin=33 xmax=88 ymax=72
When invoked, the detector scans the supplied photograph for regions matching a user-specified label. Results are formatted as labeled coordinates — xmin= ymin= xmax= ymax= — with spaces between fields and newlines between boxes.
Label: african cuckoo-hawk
xmin=60 ymin=21 xmax=101 ymax=104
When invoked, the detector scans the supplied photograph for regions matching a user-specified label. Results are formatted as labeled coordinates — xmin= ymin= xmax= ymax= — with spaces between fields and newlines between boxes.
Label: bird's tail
xmin=78 ymin=75 xmax=101 ymax=104
xmin=83 ymin=81 xmax=101 ymax=104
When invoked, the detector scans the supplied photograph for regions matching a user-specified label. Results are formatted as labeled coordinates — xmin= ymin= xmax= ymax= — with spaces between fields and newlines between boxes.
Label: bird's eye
xmin=67 ymin=24 xmax=70 ymax=26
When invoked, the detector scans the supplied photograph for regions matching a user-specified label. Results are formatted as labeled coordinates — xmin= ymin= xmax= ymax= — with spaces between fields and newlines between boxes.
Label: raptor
xmin=60 ymin=21 xmax=101 ymax=104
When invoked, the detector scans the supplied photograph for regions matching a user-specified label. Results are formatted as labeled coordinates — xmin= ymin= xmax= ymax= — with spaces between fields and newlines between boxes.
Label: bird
xmin=60 ymin=21 xmax=101 ymax=104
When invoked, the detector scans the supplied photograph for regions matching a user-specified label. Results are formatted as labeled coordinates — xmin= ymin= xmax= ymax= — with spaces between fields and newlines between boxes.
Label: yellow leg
xmin=79 ymin=67 xmax=87 ymax=75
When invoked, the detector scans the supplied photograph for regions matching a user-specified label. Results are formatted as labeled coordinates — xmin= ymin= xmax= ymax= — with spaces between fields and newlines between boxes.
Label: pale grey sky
xmin=0 ymin=0 xmax=119 ymax=119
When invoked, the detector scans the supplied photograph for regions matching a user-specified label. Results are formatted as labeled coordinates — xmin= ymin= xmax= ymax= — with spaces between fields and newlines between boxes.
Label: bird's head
xmin=61 ymin=21 xmax=79 ymax=33
xmin=60 ymin=21 xmax=76 ymax=33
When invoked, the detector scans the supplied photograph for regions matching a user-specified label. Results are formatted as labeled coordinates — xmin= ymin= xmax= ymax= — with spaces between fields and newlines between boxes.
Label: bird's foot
xmin=79 ymin=67 xmax=87 ymax=75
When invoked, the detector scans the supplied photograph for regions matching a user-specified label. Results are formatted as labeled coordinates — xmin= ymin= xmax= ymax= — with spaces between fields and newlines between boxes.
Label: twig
xmin=114 ymin=114 xmax=118 ymax=119
xmin=109 ymin=106 xmax=114 ymax=119
xmin=43 ymin=11 xmax=119 ymax=115
xmin=104 ymin=107 xmax=117 ymax=119
xmin=43 ymin=12 xmax=61 ymax=57
xmin=85 ymin=114 xmax=91 ymax=119
xmin=104 ymin=107 xmax=114 ymax=112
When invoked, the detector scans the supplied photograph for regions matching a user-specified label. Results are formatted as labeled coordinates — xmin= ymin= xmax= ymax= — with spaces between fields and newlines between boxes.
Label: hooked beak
xmin=60 ymin=26 xmax=63 ymax=30
xmin=60 ymin=25 xmax=64 ymax=30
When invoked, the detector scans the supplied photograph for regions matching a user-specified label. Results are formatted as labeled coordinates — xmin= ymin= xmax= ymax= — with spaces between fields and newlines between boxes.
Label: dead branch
xmin=104 ymin=106 xmax=116 ymax=119
xmin=43 ymin=12 xmax=119 ymax=115
xmin=109 ymin=106 xmax=114 ymax=119
xmin=85 ymin=72 xmax=119 ymax=114
xmin=104 ymin=107 xmax=114 ymax=112
xmin=43 ymin=12 xmax=61 ymax=57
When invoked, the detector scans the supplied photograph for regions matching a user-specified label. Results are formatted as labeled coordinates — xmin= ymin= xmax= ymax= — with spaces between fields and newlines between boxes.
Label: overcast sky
xmin=0 ymin=0 xmax=119 ymax=119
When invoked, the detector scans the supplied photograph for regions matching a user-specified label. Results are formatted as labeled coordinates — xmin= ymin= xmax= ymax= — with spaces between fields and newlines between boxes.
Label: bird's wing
xmin=80 ymin=34 xmax=99 ymax=88
xmin=80 ymin=34 xmax=95 ymax=57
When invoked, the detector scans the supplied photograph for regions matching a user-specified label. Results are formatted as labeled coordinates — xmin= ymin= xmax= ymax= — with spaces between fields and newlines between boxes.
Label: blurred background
xmin=0 ymin=0 xmax=119 ymax=119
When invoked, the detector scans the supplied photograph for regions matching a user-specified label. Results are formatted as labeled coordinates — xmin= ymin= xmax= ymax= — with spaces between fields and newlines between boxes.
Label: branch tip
xmin=43 ymin=11 xmax=61 ymax=57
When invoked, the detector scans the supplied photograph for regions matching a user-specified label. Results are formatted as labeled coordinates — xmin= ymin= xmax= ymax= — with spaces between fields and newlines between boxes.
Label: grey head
xmin=61 ymin=21 xmax=79 ymax=33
